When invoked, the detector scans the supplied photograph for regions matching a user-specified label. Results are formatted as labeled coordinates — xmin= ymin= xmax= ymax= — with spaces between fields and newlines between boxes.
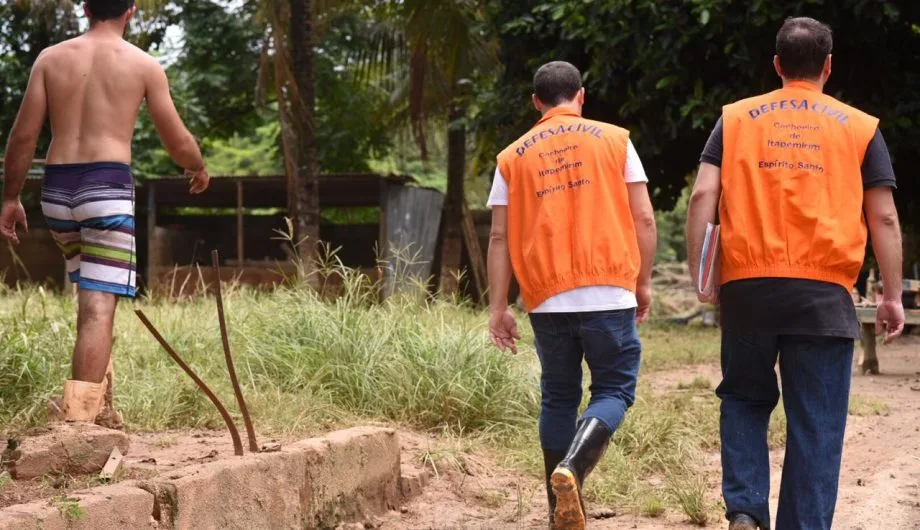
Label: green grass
xmin=667 ymin=472 xmax=712 ymax=526
xmin=849 ymin=395 xmax=889 ymax=417
xmin=0 ymin=268 xmax=728 ymax=522
xmin=639 ymin=493 xmax=666 ymax=518
xmin=0 ymin=282 xmax=539 ymax=436
xmin=53 ymin=496 xmax=85 ymax=523
xmin=677 ymin=376 xmax=713 ymax=391
xmin=152 ymin=437 xmax=178 ymax=449
xmin=639 ymin=325 xmax=721 ymax=371
xmin=475 ymin=490 xmax=507 ymax=509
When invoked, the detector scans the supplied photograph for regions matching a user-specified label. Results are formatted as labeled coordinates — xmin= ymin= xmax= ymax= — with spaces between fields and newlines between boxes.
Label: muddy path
xmin=381 ymin=338 xmax=920 ymax=529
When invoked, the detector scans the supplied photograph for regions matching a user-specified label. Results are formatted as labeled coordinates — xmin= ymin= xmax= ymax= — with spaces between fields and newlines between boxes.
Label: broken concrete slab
xmin=140 ymin=440 xmax=312 ymax=528
xmin=143 ymin=426 xmax=402 ymax=529
xmin=2 ymin=424 xmax=130 ymax=480
xmin=0 ymin=481 xmax=154 ymax=530
xmin=2 ymin=427 xmax=420 ymax=530
xmin=296 ymin=427 xmax=402 ymax=527
xmin=398 ymin=463 xmax=430 ymax=500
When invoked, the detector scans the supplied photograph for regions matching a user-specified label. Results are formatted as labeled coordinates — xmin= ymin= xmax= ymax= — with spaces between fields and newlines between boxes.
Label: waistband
xmin=44 ymin=162 xmax=131 ymax=175
xmin=44 ymin=162 xmax=133 ymax=188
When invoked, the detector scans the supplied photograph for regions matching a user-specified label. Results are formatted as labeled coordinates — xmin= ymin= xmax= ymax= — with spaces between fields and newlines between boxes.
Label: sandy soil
xmin=380 ymin=338 xmax=920 ymax=530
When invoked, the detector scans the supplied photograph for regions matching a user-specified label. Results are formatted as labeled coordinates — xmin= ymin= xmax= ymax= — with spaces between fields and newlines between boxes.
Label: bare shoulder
xmin=122 ymin=40 xmax=160 ymax=65
xmin=121 ymin=41 xmax=166 ymax=81
xmin=32 ymin=38 xmax=78 ymax=68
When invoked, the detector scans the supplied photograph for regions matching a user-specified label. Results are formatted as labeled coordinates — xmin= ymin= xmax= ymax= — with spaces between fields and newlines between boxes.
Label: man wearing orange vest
xmin=487 ymin=61 xmax=657 ymax=530
xmin=687 ymin=17 xmax=905 ymax=530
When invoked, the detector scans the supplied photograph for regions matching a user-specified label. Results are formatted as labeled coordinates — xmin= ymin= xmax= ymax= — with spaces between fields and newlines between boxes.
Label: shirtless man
xmin=1 ymin=0 xmax=209 ymax=427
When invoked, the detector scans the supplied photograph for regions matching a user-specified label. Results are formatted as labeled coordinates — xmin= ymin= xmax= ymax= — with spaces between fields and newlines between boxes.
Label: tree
xmin=0 ymin=1 xmax=80 ymax=154
xmin=356 ymin=0 xmax=498 ymax=294
xmin=254 ymin=0 xmax=321 ymax=271
xmin=477 ymin=0 xmax=920 ymax=267
xmin=288 ymin=0 xmax=320 ymax=267
xmin=133 ymin=0 xmax=261 ymax=177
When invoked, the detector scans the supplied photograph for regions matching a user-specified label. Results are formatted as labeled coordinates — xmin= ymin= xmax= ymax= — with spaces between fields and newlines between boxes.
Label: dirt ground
xmin=1 ymin=340 xmax=917 ymax=529
xmin=380 ymin=338 xmax=920 ymax=530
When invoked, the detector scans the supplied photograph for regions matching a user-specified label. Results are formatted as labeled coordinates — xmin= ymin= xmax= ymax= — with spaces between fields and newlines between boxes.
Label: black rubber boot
xmin=543 ymin=449 xmax=566 ymax=528
xmin=550 ymin=418 xmax=612 ymax=530
xmin=728 ymin=513 xmax=761 ymax=530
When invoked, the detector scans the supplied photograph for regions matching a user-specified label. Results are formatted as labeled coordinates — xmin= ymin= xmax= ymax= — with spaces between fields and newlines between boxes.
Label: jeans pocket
xmin=580 ymin=310 xmax=635 ymax=348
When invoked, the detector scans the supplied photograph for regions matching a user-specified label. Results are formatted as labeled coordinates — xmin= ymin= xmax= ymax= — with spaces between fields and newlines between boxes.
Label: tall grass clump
xmin=0 ymin=287 xmax=76 ymax=427
xmin=0 ymin=256 xmax=540 ymax=437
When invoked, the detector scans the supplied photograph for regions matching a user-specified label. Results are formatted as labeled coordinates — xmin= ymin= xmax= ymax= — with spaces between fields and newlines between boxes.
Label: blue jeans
xmin=530 ymin=309 xmax=642 ymax=452
xmin=718 ymin=331 xmax=854 ymax=530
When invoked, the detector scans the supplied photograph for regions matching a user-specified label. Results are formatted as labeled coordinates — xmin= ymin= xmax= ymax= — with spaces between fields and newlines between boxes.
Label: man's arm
xmin=487 ymin=205 xmax=520 ymax=353
xmin=3 ymin=52 xmax=49 ymax=201
xmin=864 ymin=186 xmax=905 ymax=342
xmin=144 ymin=61 xmax=208 ymax=192
xmin=627 ymin=182 xmax=657 ymax=323
xmin=686 ymin=162 xmax=722 ymax=297
xmin=0 ymin=52 xmax=49 ymax=244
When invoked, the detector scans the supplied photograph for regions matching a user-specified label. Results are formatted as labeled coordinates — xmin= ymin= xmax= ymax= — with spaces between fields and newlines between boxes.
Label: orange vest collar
xmin=783 ymin=80 xmax=821 ymax=92
xmin=536 ymin=107 xmax=581 ymax=125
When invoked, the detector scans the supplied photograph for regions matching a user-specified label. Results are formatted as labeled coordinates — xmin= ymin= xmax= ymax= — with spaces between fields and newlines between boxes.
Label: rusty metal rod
xmin=211 ymin=250 xmax=259 ymax=452
xmin=134 ymin=309 xmax=244 ymax=456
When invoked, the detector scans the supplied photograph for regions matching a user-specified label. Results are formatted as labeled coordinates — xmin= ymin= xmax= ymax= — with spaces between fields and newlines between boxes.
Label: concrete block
xmin=1 ymin=427 xmax=409 ymax=530
xmin=143 ymin=427 xmax=401 ymax=529
xmin=0 ymin=481 xmax=154 ymax=530
xmin=295 ymin=427 xmax=402 ymax=527
xmin=3 ymin=424 xmax=130 ymax=480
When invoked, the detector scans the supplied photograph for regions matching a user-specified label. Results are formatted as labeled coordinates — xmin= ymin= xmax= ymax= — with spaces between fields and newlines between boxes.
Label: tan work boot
xmin=60 ymin=380 xmax=105 ymax=422
xmin=94 ymin=358 xmax=124 ymax=430
xmin=49 ymin=360 xmax=124 ymax=429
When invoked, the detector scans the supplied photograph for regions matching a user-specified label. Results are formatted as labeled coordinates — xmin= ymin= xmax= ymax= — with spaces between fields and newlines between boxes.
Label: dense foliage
xmin=479 ymin=1 xmax=919 ymax=211
xmin=1 ymin=0 xmax=918 ymax=263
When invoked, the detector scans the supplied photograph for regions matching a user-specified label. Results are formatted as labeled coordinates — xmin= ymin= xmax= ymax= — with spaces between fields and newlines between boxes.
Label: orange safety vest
xmin=720 ymin=81 xmax=879 ymax=290
xmin=496 ymin=107 xmax=640 ymax=311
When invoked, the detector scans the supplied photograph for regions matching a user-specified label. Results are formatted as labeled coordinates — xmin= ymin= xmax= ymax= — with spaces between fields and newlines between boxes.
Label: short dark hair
xmin=534 ymin=61 xmax=582 ymax=107
xmin=86 ymin=0 xmax=135 ymax=21
xmin=776 ymin=17 xmax=833 ymax=80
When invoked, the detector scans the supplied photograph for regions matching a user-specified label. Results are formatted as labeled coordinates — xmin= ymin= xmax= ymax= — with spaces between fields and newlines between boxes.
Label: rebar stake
xmin=135 ymin=309 xmax=244 ymax=456
xmin=211 ymin=250 xmax=259 ymax=452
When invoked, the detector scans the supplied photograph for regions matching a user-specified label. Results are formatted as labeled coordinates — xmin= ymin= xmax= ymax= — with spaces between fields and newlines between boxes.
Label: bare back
xmin=42 ymin=34 xmax=154 ymax=164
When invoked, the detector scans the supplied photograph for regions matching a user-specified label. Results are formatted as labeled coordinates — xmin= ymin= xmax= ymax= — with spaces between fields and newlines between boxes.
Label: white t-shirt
xmin=488 ymin=139 xmax=649 ymax=313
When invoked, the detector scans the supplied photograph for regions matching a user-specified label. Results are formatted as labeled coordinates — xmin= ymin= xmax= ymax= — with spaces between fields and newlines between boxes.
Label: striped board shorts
xmin=41 ymin=162 xmax=137 ymax=297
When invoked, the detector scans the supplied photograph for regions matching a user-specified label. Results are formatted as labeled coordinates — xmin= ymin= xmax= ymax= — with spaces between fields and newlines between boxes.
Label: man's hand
xmin=697 ymin=287 xmax=719 ymax=305
xmin=686 ymin=163 xmax=722 ymax=297
xmin=876 ymin=299 xmax=905 ymax=344
xmin=186 ymin=167 xmax=210 ymax=194
xmin=489 ymin=307 xmax=521 ymax=354
xmin=636 ymin=283 xmax=653 ymax=324
xmin=0 ymin=199 xmax=28 ymax=245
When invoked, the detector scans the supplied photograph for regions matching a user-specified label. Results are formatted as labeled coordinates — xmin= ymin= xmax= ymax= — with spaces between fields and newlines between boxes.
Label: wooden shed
xmin=0 ymin=169 xmax=451 ymax=298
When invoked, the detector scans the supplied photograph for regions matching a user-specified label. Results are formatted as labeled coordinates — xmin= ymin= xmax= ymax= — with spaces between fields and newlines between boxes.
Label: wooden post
xmin=461 ymin=201 xmax=488 ymax=305
xmin=146 ymin=182 xmax=158 ymax=293
xmin=859 ymin=322 xmax=879 ymax=375
xmin=236 ymin=180 xmax=245 ymax=267
xmin=438 ymin=85 xmax=470 ymax=296
xmin=377 ymin=179 xmax=389 ymax=300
